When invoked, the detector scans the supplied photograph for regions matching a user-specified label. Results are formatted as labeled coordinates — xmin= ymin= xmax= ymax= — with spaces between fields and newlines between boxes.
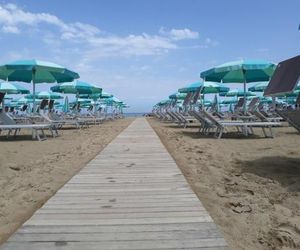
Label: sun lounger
xmin=201 ymin=110 xmax=281 ymax=139
xmin=0 ymin=112 xmax=54 ymax=141
xmin=276 ymin=109 xmax=300 ymax=132
xmin=188 ymin=110 xmax=216 ymax=134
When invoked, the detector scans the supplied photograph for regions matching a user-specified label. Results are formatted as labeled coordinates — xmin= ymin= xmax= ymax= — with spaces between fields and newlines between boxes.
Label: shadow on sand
xmin=239 ymin=156 xmax=300 ymax=192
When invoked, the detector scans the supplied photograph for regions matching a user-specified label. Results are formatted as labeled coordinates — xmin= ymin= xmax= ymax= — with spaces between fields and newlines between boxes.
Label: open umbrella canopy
xmin=51 ymin=80 xmax=102 ymax=95
xmin=221 ymin=99 xmax=238 ymax=105
xmin=178 ymin=81 xmax=202 ymax=93
xmin=0 ymin=59 xmax=79 ymax=83
xmin=0 ymin=59 xmax=79 ymax=110
xmin=157 ymin=99 xmax=171 ymax=106
xmin=70 ymin=98 xmax=92 ymax=105
xmin=200 ymin=60 xmax=276 ymax=83
xmin=248 ymin=81 xmax=269 ymax=92
xmin=25 ymin=91 xmax=63 ymax=100
xmin=79 ymin=91 xmax=112 ymax=100
xmin=220 ymin=89 xmax=256 ymax=97
xmin=169 ymin=92 xmax=187 ymax=100
xmin=0 ymin=82 xmax=30 ymax=94
xmin=200 ymin=60 xmax=276 ymax=113
xmin=201 ymin=82 xmax=229 ymax=94
xmin=179 ymin=81 xmax=229 ymax=94
xmin=12 ymin=96 xmax=40 ymax=105
xmin=259 ymin=97 xmax=273 ymax=104
xmin=101 ymin=91 xmax=113 ymax=98
xmin=276 ymin=90 xmax=300 ymax=98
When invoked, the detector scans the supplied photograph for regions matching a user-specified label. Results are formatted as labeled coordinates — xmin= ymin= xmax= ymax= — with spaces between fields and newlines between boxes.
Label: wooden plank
xmin=1 ymin=118 xmax=227 ymax=250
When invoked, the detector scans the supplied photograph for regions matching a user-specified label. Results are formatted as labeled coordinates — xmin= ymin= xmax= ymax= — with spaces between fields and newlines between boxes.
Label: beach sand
xmin=0 ymin=118 xmax=133 ymax=245
xmin=149 ymin=118 xmax=300 ymax=250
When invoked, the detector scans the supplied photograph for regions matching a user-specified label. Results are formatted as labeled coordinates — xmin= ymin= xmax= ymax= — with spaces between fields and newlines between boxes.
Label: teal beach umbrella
xmin=248 ymin=82 xmax=268 ymax=92
xmin=221 ymin=98 xmax=238 ymax=105
xmin=200 ymin=60 xmax=276 ymax=113
xmin=169 ymin=92 xmax=187 ymax=100
xmin=0 ymin=59 xmax=79 ymax=110
xmin=25 ymin=91 xmax=63 ymax=100
xmin=51 ymin=80 xmax=102 ymax=95
xmin=220 ymin=89 xmax=256 ymax=97
xmin=178 ymin=81 xmax=202 ymax=93
xmin=0 ymin=82 xmax=30 ymax=94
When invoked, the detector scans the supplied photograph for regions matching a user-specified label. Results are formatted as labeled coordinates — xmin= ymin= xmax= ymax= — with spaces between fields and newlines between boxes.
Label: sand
xmin=0 ymin=118 xmax=133 ymax=245
xmin=148 ymin=118 xmax=300 ymax=250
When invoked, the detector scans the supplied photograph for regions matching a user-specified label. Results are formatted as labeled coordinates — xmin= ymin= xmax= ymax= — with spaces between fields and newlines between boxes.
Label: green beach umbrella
xmin=200 ymin=60 xmax=276 ymax=113
xmin=178 ymin=81 xmax=229 ymax=94
xmin=12 ymin=96 xmax=41 ymax=105
xmin=0 ymin=59 xmax=79 ymax=110
xmin=201 ymin=82 xmax=229 ymax=94
xmin=259 ymin=97 xmax=273 ymax=104
xmin=158 ymin=99 xmax=171 ymax=106
xmin=169 ymin=92 xmax=187 ymax=100
xmin=221 ymin=98 xmax=238 ymax=105
xmin=220 ymin=89 xmax=256 ymax=98
xmin=51 ymin=80 xmax=102 ymax=95
xmin=0 ymin=82 xmax=30 ymax=94
xmin=25 ymin=91 xmax=63 ymax=100
xmin=70 ymin=98 xmax=92 ymax=105
xmin=178 ymin=81 xmax=202 ymax=93
xmin=248 ymin=81 xmax=269 ymax=92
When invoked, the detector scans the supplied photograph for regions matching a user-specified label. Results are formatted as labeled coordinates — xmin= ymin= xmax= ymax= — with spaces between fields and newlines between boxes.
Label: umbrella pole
xmin=242 ymin=69 xmax=247 ymax=114
xmin=32 ymin=68 xmax=36 ymax=113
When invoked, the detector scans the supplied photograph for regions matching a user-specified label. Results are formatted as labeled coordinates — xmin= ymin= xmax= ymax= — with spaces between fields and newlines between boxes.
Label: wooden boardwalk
xmin=1 ymin=118 xmax=228 ymax=250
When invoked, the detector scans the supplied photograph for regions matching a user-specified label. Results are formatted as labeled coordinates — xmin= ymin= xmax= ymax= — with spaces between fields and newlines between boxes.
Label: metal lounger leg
xmin=262 ymin=127 xmax=267 ymax=137
xmin=269 ymin=126 xmax=274 ymax=138
xmin=218 ymin=127 xmax=224 ymax=139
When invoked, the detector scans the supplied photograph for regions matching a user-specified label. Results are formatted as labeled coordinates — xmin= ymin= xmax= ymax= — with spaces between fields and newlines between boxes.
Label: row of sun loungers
xmin=0 ymin=95 xmax=122 ymax=141
xmin=153 ymin=96 xmax=284 ymax=138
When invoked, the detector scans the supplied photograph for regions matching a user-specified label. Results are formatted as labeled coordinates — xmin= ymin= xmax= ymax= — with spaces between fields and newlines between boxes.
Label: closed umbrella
xmin=63 ymin=96 xmax=69 ymax=113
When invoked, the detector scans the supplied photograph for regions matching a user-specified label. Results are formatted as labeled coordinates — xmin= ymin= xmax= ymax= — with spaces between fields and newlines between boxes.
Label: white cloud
xmin=0 ymin=3 xmax=217 ymax=62
xmin=1 ymin=25 xmax=19 ymax=33
xmin=159 ymin=27 xmax=199 ymax=40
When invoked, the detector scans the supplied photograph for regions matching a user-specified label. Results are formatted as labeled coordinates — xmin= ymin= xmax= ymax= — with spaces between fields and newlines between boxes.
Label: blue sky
xmin=0 ymin=0 xmax=300 ymax=112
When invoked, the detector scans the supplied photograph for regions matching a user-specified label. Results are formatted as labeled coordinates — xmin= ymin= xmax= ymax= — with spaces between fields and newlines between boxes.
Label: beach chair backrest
xmin=0 ymin=112 xmax=16 ymax=125
xmin=48 ymin=100 xmax=54 ymax=111
xmin=234 ymin=98 xmax=244 ymax=111
xmin=247 ymin=97 xmax=259 ymax=112
xmin=257 ymin=101 xmax=264 ymax=111
xmin=40 ymin=99 xmax=49 ymax=110
xmin=201 ymin=110 xmax=222 ymax=127
xmin=183 ymin=92 xmax=192 ymax=106
xmin=0 ymin=92 xmax=5 ymax=105
xmin=192 ymin=88 xmax=201 ymax=104
xmin=21 ymin=105 xmax=28 ymax=112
